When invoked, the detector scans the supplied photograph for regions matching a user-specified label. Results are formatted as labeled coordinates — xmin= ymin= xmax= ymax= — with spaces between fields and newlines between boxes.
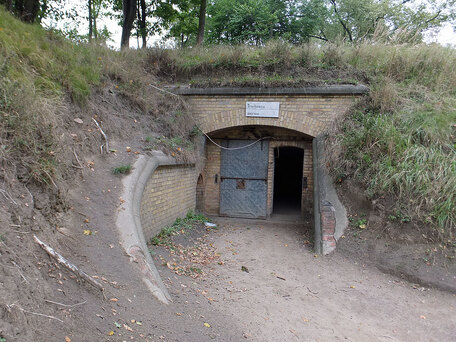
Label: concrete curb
xmin=171 ymin=85 xmax=369 ymax=96
xmin=116 ymin=151 xmax=180 ymax=304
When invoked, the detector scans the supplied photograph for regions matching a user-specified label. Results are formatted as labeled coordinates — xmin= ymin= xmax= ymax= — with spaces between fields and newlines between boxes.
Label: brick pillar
xmin=320 ymin=200 xmax=336 ymax=254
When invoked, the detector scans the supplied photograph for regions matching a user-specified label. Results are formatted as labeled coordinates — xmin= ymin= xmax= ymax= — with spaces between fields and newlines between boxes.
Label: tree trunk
xmin=140 ymin=0 xmax=147 ymax=48
xmin=196 ymin=0 xmax=207 ymax=46
xmin=121 ymin=0 xmax=137 ymax=49
xmin=15 ymin=0 xmax=39 ymax=22
xmin=88 ymin=0 xmax=93 ymax=41
xmin=0 ymin=0 xmax=13 ymax=12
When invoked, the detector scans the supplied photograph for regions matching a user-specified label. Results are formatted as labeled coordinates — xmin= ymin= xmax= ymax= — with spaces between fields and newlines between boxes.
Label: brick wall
xmin=140 ymin=165 xmax=197 ymax=241
xmin=203 ymin=142 xmax=221 ymax=215
xmin=186 ymin=95 xmax=357 ymax=137
xmin=320 ymin=200 xmax=337 ymax=253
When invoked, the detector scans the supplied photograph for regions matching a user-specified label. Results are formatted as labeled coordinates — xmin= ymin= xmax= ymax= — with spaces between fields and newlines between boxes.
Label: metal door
xmin=220 ymin=140 xmax=269 ymax=219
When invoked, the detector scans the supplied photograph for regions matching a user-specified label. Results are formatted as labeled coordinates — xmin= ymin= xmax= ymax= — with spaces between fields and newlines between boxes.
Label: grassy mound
xmin=326 ymin=44 xmax=456 ymax=240
xmin=154 ymin=42 xmax=455 ymax=240
xmin=0 ymin=7 xmax=193 ymax=187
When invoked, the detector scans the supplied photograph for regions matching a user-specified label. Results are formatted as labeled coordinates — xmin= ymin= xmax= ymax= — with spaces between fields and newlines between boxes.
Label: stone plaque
xmin=246 ymin=102 xmax=280 ymax=118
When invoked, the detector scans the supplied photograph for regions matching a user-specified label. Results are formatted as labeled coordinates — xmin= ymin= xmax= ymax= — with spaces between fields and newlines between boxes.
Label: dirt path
xmin=154 ymin=218 xmax=456 ymax=342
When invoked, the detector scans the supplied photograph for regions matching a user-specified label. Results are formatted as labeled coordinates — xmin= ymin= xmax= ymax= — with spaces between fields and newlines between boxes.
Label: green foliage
xmin=155 ymin=0 xmax=456 ymax=46
xmin=0 ymin=8 xmax=102 ymax=104
xmin=206 ymin=0 xmax=329 ymax=45
xmin=112 ymin=164 xmax=132 ymax=174
xmin=326 ymin=43 xmax=456 ymax=240
xmin=388 ymin=211 xmax=411 ymax=223
xmin=152 ymin=0 xmax=201 ymax=47
xmin=150 ymin=210 xmax=207 ymax=246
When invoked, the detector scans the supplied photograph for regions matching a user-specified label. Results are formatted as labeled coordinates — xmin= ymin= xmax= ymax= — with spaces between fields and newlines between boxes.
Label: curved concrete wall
xmin=116 ymin=152 xmax=197 ymax=304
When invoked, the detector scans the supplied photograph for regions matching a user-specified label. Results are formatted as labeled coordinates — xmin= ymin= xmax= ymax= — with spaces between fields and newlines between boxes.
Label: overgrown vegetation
xmin=149 ymin=211 xmax=220 ymax=278
xmin=325 ymin=44 xmax=456 ymax=240
xmin=112 ymin=164 xmax=132 ymax=174
xmin=0 ymin=7 xmax=195 ymax=188
xmin=0 ymin=8 xmax=101 ymax=185
xmin=150 ymin=210 xmax=207 ymax=246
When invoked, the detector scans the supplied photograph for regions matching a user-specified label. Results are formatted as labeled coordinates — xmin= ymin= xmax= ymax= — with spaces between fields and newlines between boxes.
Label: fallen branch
xmin=33 ymin=235 xmax=104 ymax=293
xmin=45 ymin=299 xmax=87 ymax=308
xmin=72 ymin=149 xmax=83 ymax=169
xmin=9 ymin=303 xmax=64 ymax=323
xmin=11 ymin=260 xmax=29 ymax=284
xmin=0 ymin=189 xmax=17 ymax=205
xmin=92 ymin=118 xmax=109 ymax=153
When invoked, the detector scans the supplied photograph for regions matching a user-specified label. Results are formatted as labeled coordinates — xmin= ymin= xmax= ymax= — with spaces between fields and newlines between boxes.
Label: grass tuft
xmin=112 ymin=164 xmax=132 ymax=175
xmin=150 ymin=210 xmax=207 ymax=246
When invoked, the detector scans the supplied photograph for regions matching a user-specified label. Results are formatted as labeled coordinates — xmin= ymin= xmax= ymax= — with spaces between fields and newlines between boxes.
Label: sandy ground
xmin=154 ymin=217 xmax=456 ymax=342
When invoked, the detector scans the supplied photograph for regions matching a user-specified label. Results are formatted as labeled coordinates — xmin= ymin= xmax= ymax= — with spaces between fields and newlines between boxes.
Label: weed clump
xmin=150 ymin=210 xmax=207 ymax=246
xmin=112 ymin=164 xmax=132 ymax=175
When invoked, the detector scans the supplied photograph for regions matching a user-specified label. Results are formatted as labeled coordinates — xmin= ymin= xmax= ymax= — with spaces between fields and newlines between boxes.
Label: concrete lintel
xmin=170 ymin=85 xmax=369 ymax=96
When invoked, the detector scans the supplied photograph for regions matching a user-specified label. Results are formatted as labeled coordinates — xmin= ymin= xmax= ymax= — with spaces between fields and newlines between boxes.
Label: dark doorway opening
xmin=273 ymin=147 xmax=304 ymax=216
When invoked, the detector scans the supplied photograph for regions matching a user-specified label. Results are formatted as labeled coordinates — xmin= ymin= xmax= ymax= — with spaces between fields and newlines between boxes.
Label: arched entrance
xmin=201 ymin=125 xmax=313 ymax=220
xmin=273 ymin=146 xmax=304 ymax=217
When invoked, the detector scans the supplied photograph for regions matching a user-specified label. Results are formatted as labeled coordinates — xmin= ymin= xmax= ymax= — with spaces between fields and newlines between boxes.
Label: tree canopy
xmin=158 ymin=0 xmax=456 ymax=46
xmin=1 ymin=0 xmax=455 ymax=47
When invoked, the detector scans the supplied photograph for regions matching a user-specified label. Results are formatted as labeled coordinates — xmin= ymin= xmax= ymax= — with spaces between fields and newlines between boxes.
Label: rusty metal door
xmin=220 ymin=140 xmax=269 ymax=219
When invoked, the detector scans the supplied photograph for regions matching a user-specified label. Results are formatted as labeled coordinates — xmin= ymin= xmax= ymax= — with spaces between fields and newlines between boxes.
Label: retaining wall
xmin=313 ymin=135 xmax=348 ymax=254
xmin=140 ymin=164 xmax=197 ymax=241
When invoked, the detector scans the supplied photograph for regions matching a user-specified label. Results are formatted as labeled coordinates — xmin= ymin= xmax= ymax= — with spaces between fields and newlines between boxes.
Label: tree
xmin=206 ymin=0 xmax=327 ymax=45
xmin=196 ymin=0 xmax=206 ymax=45
xmin=88 ymin=0 xmax=105 ymax=41
xmin=121 ymin=0 xmax=136 ymax=48
xmin=138 ymin=0 xmax=147 ymax=47
xmin=1 ymin=0 xmax=40 ymax=22
xmin=152 ymin=0 xmax=201 ymax=47
xmin=323 ymin=0 xmax=456 ymax=42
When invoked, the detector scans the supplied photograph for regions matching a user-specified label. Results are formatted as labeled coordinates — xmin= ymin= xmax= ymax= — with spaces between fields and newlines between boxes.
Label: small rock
xmin=74 ymin=118 xmax=83 ymax=124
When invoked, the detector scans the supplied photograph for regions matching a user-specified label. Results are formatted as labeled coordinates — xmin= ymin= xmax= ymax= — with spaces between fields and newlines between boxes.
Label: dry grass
xmin=0 ymin=8 xmax=196 ymax=190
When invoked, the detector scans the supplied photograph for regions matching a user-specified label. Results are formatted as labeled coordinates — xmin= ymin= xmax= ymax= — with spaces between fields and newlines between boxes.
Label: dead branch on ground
xmin=92 ymin=118 xmax=109 ymax=154
xmin=33 ymin=235 xmax=104 ymax=294
xmin=8 ymin=303 xmax=64 ymax=323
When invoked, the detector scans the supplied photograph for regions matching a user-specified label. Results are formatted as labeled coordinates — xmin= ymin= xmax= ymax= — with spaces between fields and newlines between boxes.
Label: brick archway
xmin=174 ymin=86 xmax=368 ymax=137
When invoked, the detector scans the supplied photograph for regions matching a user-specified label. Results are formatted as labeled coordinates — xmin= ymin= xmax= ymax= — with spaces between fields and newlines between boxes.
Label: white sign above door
xmin=246 ymin=102 xmax=280 ymax=118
